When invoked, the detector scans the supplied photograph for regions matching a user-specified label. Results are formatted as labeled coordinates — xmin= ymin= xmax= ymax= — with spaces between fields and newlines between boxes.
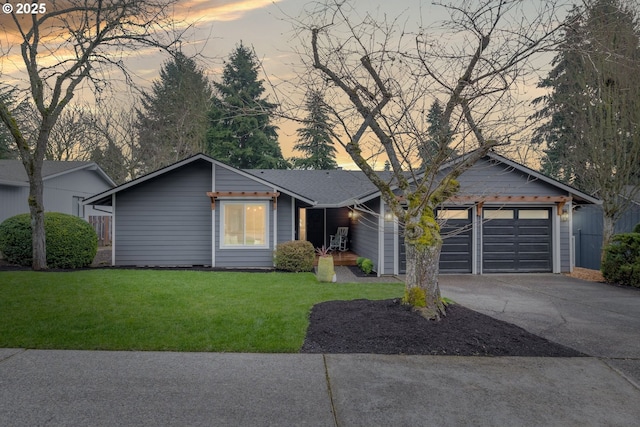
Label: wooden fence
xmin=89 ymin=216 xmax=112 ymax=247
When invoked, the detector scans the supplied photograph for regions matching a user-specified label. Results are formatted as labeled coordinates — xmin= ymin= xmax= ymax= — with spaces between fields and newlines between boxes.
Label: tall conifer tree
xmin=292 ymin=90 xmax=338 ymax=169
xmin=531 ymin=0 xmax=640 ymax=250
xmin=206 ymin=43 xmax=288 ymax=169
xmin=136 ymin=52 xmax=212 ymax=174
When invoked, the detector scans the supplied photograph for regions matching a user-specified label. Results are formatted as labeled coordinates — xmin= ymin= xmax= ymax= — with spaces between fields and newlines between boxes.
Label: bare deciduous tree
xmin=0 ymin=0 xmax=182 ymax=270
xmin=293 ymin=0 xmax=567 ymax=318
xmin=47 ymin=106 xmax=100 ymax=161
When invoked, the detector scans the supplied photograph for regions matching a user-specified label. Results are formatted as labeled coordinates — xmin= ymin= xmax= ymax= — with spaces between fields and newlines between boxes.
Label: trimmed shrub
xmin=0 ymin=212 xmax=98 ymax=269
xmin=274 ymin=240 xmax=315 ymax=272
xmin=601 ymin=232 xmax=640 ymax=288
xmin=356 ymin=257 xmax=366 ymax=267
xmin=360 ymin=258 xmax=374 ymax=275
xmin=633 ymin=223 xmax=640 ymax=233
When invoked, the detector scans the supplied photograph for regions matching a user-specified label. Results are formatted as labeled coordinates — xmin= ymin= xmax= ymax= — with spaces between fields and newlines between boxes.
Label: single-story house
xmin=83 ymin=152 xmax=600 ymax=274
xmin=0 ymin=159 xmax=115 ymax=224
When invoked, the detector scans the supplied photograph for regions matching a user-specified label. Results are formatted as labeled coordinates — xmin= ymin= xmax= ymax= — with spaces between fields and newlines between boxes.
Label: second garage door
xmin=482 ymin=208 xmax=552 ymax=273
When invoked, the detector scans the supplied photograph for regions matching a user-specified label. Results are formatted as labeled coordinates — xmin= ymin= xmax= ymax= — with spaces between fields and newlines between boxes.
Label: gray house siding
xmin=351 ymin=199 xmax=380 ymax=271
xmin=45 ymin=170 xmax=112 ymax=218
xmin=0 ymin=169 xmax=111 ymax=223
xmin=215 ymin=167 xmax=273 ymax=192
xmin=277 ymin=194 xmax=295 ymax=244
xmin=560 ymin=211 xmax=571 ymax=272
xmin=114 ymin=161 xmax=212 ymax=266
xmin=0 ymin=185 xmax=28 ymax=223
xmin=456 ymin=158 xmax=566 ymax=198
xmin=382 ymin=204 xmax=395 ymax=275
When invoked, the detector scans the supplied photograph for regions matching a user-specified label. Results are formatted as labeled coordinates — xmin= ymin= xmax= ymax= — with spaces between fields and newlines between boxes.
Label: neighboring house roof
xmin=0 ymin=159 xmax=116 ymax=187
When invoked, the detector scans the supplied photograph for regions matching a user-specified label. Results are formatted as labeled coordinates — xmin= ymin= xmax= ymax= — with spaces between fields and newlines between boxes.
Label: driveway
xmin=439 ymin=273 xmax=640 ymax=384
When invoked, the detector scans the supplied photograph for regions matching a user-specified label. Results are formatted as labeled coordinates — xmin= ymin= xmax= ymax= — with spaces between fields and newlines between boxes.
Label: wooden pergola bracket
xmin=206 ymin=191 xmax=280 ymax=210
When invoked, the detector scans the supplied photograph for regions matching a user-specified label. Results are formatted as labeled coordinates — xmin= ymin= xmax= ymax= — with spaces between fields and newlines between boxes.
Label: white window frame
xmin=220 ymin=201 xmax=270 ymax=249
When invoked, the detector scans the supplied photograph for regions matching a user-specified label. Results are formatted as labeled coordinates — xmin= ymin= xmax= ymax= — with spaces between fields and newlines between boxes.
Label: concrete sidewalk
xmin=1 ymin=349 xmax=640 ymax=426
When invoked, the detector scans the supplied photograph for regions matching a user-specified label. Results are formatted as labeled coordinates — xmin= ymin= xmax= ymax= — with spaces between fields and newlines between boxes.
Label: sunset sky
xmin=129 ymin=0 xmax=444 ymax=168
xmin=0 ymin=0 xmax=559 ymax=169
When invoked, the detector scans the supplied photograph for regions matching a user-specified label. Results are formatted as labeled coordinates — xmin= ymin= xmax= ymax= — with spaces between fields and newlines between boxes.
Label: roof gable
xmin=83 ymin=154 xmax=316 ymax=206
xmin=0 ymin=159 xmax=115 ymax=187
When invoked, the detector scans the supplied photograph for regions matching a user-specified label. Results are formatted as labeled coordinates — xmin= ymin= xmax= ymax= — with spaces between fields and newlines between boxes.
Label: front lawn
xmin=0 ymin=270 xmax=402 ymax=352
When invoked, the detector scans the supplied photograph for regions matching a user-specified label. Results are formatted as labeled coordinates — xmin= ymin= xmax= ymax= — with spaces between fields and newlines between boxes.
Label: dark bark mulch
xmin=301 ymin=298 xmax=585 ymax=357
xmin=346 ymin=265 xmax=377 ymax=277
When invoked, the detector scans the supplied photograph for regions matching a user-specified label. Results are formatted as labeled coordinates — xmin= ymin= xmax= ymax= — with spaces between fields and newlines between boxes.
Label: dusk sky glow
xmin=0 ymin=0 xmax=564 ymax=169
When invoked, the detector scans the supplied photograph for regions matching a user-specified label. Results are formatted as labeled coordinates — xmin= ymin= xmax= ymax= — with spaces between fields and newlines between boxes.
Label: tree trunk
xmin=404 ymin=240 xmax=444 ymax=320
xmin=26 ymin=156 xmax=47 ymax=270
xmin=601 ymin=213 xmax=616 ymax=265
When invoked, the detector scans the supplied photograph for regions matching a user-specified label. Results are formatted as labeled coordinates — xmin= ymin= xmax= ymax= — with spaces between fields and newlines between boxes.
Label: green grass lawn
xmin=0 ymin=270 xmax=403 ymax=352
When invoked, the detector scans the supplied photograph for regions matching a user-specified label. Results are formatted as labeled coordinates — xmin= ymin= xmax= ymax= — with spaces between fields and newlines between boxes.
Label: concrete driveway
xmin=440 ymin=273 xmax=640 ymax=384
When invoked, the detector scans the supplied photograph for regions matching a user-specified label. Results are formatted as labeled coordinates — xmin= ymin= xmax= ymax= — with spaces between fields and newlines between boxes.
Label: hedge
xmin=601 ymin=232 xmax=640 ymax=288
xmin=0 ymin=212 xmax=98 ymax=269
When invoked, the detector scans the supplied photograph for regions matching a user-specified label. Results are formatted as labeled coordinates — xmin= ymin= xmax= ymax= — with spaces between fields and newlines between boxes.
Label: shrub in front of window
xmin=274 ymin=240 xmax=315 ymax=272
xmin=0 ymin=212 xmax=98 ymax=269
xmin=601 ymin=232 xmax=640 ymax=288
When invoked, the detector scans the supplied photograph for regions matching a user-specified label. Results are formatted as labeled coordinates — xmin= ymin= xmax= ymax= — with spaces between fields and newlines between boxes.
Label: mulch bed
xmin=301 ymin=298 xmax=586 ymax=357
xmin=346 ymin=265 xmax=377 ymax=277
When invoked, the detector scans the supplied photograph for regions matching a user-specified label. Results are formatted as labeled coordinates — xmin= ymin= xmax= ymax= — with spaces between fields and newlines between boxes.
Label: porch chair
xmin=328 ymin=227 xmax=349 ymax=252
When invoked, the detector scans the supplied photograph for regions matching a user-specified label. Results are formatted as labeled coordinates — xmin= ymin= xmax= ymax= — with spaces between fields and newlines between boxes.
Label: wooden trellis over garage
xmin=446 ymin=195 xmax=572 ymax=216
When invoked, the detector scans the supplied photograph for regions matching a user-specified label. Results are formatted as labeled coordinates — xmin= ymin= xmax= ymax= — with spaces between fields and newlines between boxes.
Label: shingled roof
xmin=244 ymin=169 xmax=397 ymax=207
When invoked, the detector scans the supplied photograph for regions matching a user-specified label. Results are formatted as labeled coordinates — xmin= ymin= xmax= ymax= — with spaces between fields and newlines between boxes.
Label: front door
xmin=306 ymin=209 xmax=325 ymax=249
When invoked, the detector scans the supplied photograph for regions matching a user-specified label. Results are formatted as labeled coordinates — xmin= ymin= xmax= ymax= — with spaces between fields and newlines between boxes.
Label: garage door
xmin=438 ymin=208 xmax=473 ymax=273
xmin=482 ymin=208 xmax=552 ymax=273
xmin=399 ymin=208 xmax=472 ymax=274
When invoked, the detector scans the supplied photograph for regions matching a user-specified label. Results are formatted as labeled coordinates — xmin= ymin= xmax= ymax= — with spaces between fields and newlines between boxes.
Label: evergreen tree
xmin=206 ymin=43 xmax=288 ymax=169
xmin=531 ymin=0 xmax=640 ymax=250
xmin=91 ymin=141 xmax=128 ymax=185
xmin=0 ymin=125 xmax=15 ymax=159
xmin=420 ymin=100 xmax=453 ymax=169
xmin=0 ymin=87 xmax=18 ymax=159
xmin=135 ymin=52 xmax=212 ymax=174
xmin=291 ymin=90 xmax=338 ymax=169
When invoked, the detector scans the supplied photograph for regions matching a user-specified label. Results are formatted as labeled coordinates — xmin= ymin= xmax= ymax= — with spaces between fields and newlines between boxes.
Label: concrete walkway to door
xmin=439 ymin=273 xmax=640 ymax=384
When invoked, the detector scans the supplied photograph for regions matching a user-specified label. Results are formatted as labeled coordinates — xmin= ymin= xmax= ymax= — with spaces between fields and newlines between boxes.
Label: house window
xmin=72 ymin=196 xmax=84 ymax=218
xmin=221 ymin=201 xmax=269 ymax=248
